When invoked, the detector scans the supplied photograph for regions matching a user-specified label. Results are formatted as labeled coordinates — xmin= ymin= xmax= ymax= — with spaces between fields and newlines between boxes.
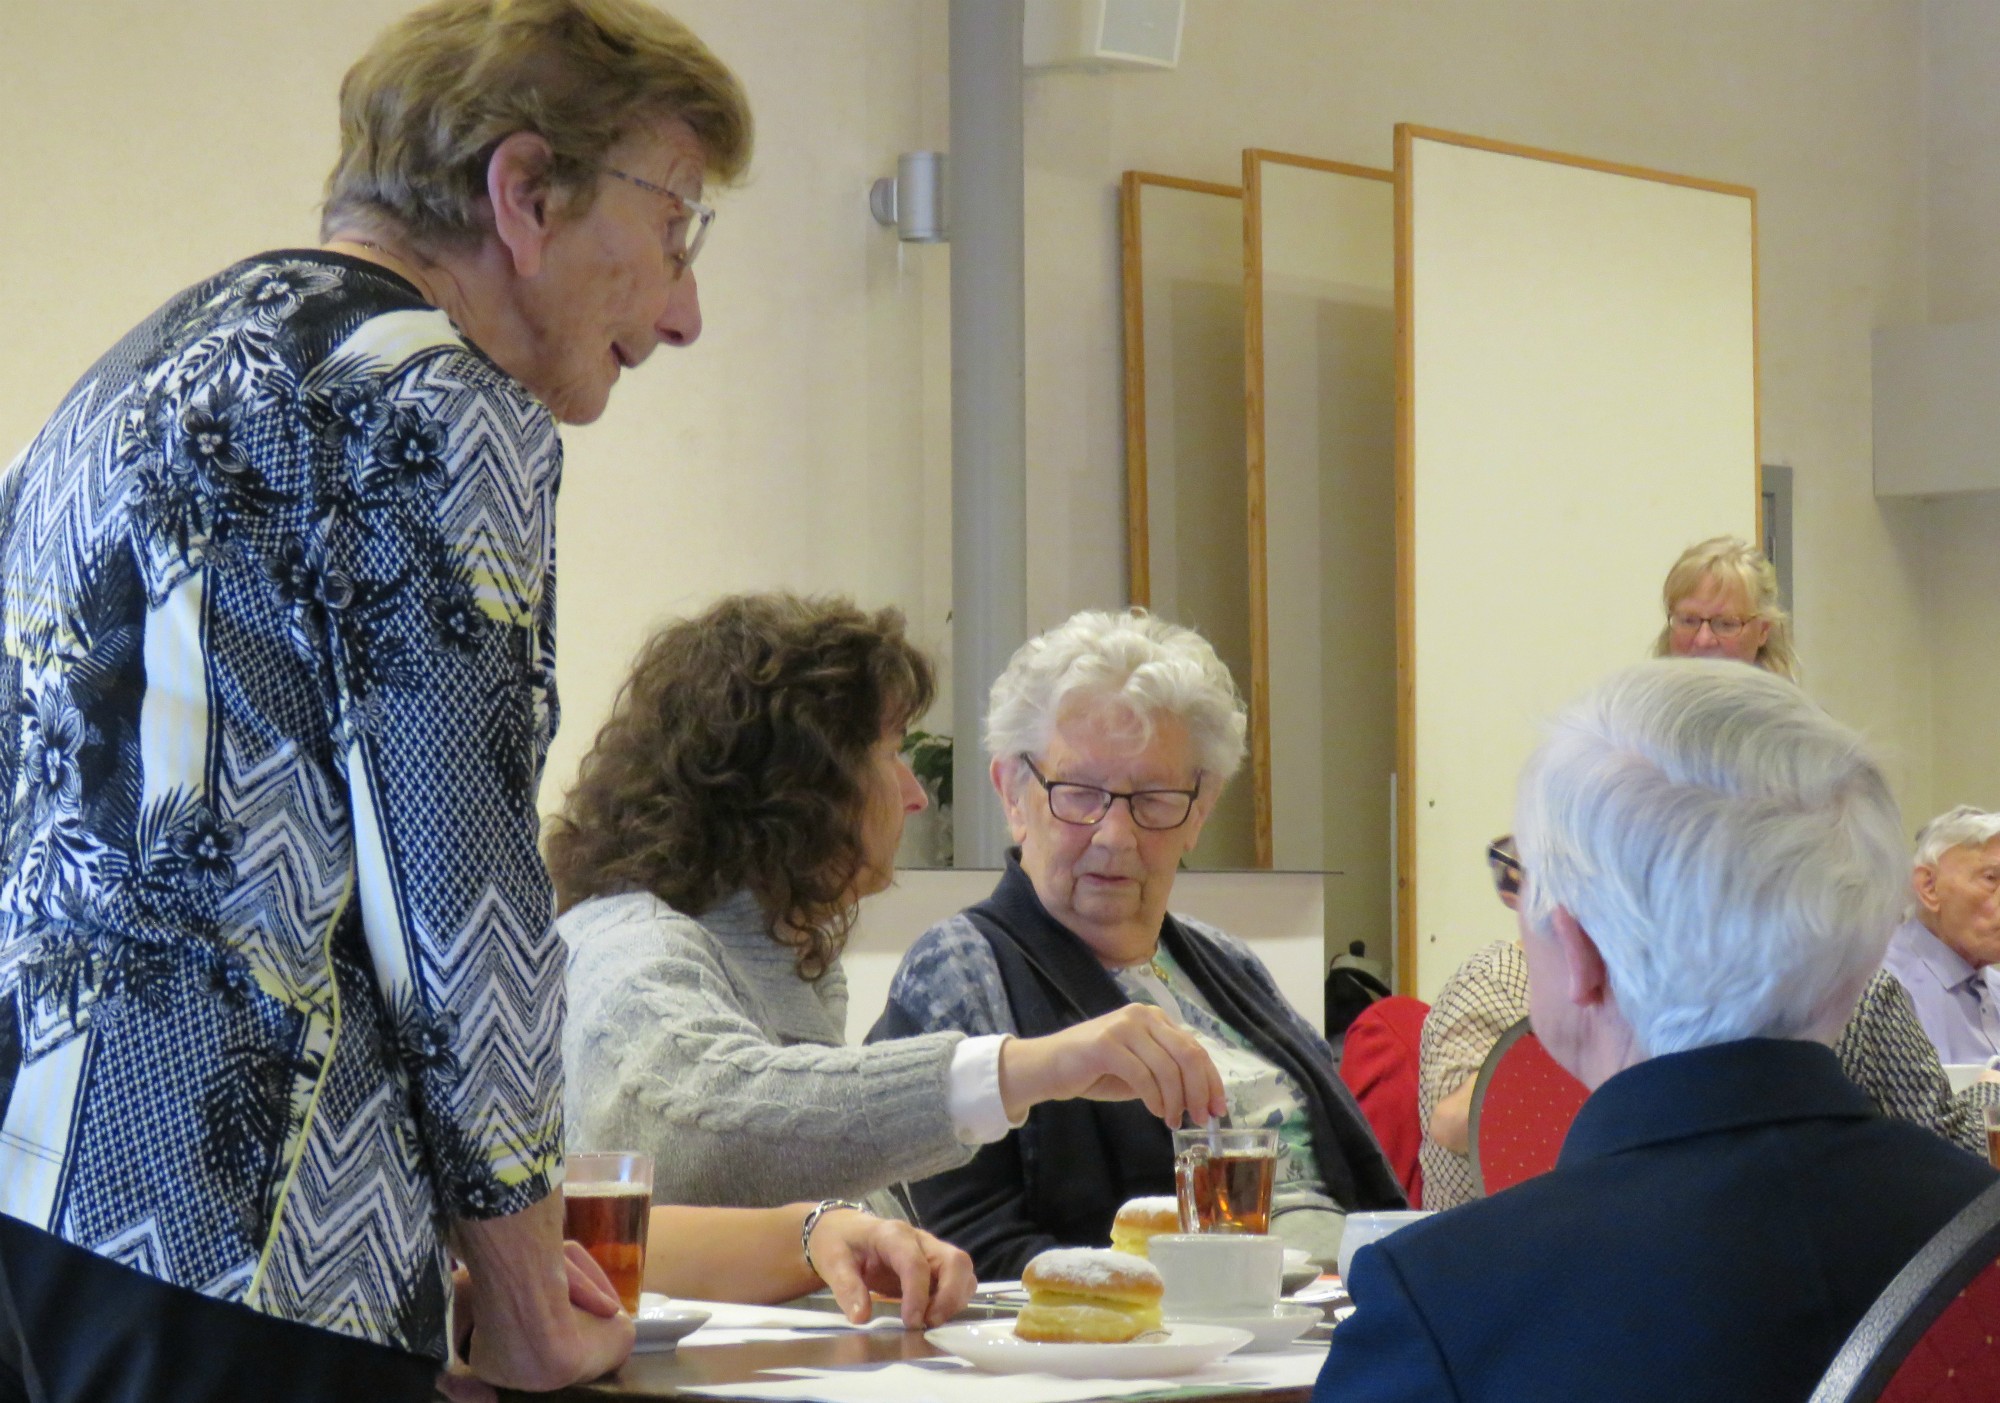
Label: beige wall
xmin=1024 ymin=1 xmax=1938 ymax=969
xmin=4 ymin=1 xmax=1988 ymax=909
xmin=1920 ymin=0 xmax=2000 ymax=817
xmin=0 ymin=0 xmax=954 ymax=828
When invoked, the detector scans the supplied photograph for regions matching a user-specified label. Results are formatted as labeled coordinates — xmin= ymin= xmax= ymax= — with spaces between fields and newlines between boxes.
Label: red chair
xmin=1468 ymin=1017 xmax=1590 ymax=1197
xmin=1809 ymin=1179 xmax=2000 ymax=1403
xmin=1337 ymin=995 xmax=1430 ymax=1204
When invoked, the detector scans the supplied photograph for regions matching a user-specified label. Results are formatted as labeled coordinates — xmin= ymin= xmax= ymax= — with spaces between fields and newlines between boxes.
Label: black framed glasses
xmin=1487 ymin=834 xmax=1523 ymax=904
xmin=1020 ymin=754 xmax=1202 ymax=831
xmin=603 ymin=166 xmax=715 ymax=275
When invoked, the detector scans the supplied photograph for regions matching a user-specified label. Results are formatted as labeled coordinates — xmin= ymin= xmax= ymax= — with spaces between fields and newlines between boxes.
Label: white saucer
xmin=634 ymin=1293 xmax=711 ymax=1352
xmin=924 ymin=1321 xmax=1254 ymax=1377
xmin=1164 ymin=1301 xmax=1322 ymax=1352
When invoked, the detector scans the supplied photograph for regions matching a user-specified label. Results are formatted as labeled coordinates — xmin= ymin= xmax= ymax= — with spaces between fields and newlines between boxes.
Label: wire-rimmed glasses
xmin=603 ymin=166 xmax=715 ymax=275
xmin=1020 ymin=754 xmax=1201 ymax=831
xmin=1667 ymin=611 xmax=1753 ymax=639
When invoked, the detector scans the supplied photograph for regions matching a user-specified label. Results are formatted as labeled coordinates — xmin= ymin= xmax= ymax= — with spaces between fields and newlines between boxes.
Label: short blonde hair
xmin=322 ymin=0 xmax=752 ymax=248
xmin=1650 ymin=535 xmax=1800 ymax=683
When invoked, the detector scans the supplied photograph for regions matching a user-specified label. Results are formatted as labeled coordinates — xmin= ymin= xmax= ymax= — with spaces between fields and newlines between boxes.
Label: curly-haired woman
xmin=550 ymin=593 xmax=1226 ymax=1211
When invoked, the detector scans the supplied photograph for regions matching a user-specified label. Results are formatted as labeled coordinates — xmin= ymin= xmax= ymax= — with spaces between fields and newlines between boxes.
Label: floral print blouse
xmin=0 ymin=252 xmax=566 ymax=1360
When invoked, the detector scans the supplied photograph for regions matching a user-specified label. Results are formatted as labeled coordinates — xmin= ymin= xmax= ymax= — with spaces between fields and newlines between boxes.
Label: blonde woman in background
xmin=1652 ymin=535 xmax=1801 ymax=681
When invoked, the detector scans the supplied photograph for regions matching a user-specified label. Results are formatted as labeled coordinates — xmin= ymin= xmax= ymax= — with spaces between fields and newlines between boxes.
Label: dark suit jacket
xmin=1314 ymin=1038 xmax=1997 ymax=1403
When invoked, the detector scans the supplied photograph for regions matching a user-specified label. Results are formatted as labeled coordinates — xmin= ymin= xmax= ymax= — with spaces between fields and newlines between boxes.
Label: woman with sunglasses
xmin=1417 ymin=834 xmax=2000 ymax=1209
xmin=552 ymin=594 xmax=1228 ymax=1221
xmin=871 ymin=609 xmax=1406 ymax=1279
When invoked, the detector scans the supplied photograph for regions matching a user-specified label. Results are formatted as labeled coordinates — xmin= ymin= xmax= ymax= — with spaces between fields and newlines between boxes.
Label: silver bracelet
xmin=800 ymin=1198 xmax=869 ymax=1281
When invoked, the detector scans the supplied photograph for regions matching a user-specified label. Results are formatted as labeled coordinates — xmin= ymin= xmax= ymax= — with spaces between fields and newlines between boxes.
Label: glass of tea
xmin=563 ymin=1151 xmax=654 ymax=1313
xmin=1985 ymin=1105 xmax=2000 ymax=1172
xmin=1173 ymin=1126 xmax=1279 ymax=1234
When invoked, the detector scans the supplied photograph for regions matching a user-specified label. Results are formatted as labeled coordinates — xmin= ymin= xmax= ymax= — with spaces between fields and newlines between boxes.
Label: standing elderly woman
xmin=0 ymin=3 xmax=747 ymax=1399
xmin=1652 ymin=535 xmax=1800 ymax=679
xmin=873 ymin=610 xmax=1405 ymax=1279
xmin=554 ymin=594 xmax=1225 ymax=1221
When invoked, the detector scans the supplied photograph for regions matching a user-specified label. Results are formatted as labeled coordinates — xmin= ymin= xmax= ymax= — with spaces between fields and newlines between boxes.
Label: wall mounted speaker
xmin=1024 ymin=0 xmax=1185 ymax=72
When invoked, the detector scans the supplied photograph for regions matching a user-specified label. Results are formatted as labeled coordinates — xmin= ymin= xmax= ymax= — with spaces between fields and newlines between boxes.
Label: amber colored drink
xmin=1987 ymin=1127 xmax=2000 ymax=1172
xmin=1180 ymin=1150 xmax=1277 ymax=1234
xmin=564 ymin=1182 xmax=651 ymax=1312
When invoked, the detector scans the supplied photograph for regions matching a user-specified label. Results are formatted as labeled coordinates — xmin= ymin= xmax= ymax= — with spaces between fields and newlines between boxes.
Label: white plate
xmin=924 ymin=1321 xmax=1254 ymax=1378
xmin=1164 ymin=1302 xmax=1321 ymax=1353
xmin=634 ymin=1293 xmax=711 ymax=1352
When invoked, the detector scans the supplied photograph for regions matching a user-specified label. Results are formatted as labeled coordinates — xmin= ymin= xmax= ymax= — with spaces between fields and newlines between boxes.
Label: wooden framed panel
xmin=1396 ymin=126 xmax=1760 ymax=998
xmin=1243 ymin=151 xmax=1394 ymax=964
xmin=1120 ymin=171 xmax=1257 ymax=868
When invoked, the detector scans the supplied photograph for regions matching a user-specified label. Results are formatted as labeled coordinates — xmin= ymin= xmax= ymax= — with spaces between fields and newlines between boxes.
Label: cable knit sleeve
xmin=561 ymin=893 xmax=976 ymax=1207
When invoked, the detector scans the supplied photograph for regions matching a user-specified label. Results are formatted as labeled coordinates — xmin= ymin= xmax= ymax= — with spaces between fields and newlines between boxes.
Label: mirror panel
xmin=1398 ymin=127 xmax=1759 ymax=997
xmin=1121 ymin=172 xmax=1258 ymax=870
xmin=1246 ymin=153 xmax=1397 ymax=960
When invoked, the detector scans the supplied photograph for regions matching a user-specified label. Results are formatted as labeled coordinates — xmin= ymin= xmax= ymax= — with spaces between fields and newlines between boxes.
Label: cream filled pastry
xmin=1015 ymin=1247 xmax=1166 ymax=1343
xmin=1109 ymin=1195 xmax=1182 ymax=1258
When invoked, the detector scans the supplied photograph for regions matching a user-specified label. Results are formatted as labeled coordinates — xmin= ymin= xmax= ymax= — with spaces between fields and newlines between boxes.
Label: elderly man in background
xmin=873 ymin=609 xmax=1403 ymax=1279
xmin=1883 ymin=806 xmax=2000 ymax=1065
xmin=1313 ymin=660 xmax=1995 ymax=1403
xmin=0 ymin=1 xmax=748 ymax=1398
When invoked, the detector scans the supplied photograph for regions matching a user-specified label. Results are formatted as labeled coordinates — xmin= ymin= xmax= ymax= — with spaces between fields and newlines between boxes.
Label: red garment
xmin=1337 ymin=995 xmax=1430 ymax=1205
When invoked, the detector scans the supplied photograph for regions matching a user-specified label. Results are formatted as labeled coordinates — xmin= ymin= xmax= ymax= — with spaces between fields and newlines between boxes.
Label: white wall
xmin=1022 ymin=2 xmax=1938 ymax=934
xmin=0 ymin=0 xmax=955 ymax=827
xmin=1919 ymin=0 xmax=2000 ymax=818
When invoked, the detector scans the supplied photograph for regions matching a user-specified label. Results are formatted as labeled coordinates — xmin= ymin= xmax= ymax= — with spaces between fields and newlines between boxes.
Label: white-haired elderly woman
xmin=1313 ymin=661 xmax=1997 ymax=1403
xmin=871 ymin=609 xmax=1405 ymax=1279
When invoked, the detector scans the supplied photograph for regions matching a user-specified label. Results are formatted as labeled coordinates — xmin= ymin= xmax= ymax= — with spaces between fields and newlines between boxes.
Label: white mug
xmin=1334 ymin=1210 xmax=1435 ymax=1282
xmin=1148 ymin=1232 xmax=1284 ymax=1319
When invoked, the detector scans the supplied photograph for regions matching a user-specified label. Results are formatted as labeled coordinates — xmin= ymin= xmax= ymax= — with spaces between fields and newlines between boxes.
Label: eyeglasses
xmin=1020 ymin=754 xmax=1202 ymax=831
xmin=1668 ymin=611 xmax=1754 ymax=639
xmin=603 ymin=166 xmax=715 ymax=275
xmin=1487 ymin=834 xmax=1522 ymax=904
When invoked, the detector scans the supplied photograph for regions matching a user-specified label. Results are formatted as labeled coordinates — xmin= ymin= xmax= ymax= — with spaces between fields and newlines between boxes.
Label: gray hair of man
xmin=1515 ymin=658 xmax=1906 ymax=1059
xmin=1913 ymin=805 xmax=2000 ymax=871
xmin=984 ymin=608 xmax=1248 ymax=783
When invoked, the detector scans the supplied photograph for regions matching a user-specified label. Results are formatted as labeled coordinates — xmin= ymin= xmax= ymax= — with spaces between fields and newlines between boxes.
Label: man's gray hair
xmin=1515 ymin=659 xmax=1905 ymax=1058
xmin=1913 ymin=805 xmax=2000 ymax=871
xmin=984 ymin=609 xmax=1247 ymax=781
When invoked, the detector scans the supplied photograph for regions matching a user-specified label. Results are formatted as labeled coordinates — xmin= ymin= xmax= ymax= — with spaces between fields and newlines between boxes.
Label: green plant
xmin=901 ymin=730 xmax=953 ymax=809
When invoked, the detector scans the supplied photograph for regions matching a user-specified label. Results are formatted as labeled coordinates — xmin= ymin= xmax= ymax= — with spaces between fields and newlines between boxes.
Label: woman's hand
xmin=438 ymin=1240 xmax=630 ymax=1402
xmin=449 ymin=1194 xmax=636 ymax=1393
xmin=806 ymin=1209 xmax=976 ymax=1328
xmin=999 ymin=1004 xmax=1229 ymax=1127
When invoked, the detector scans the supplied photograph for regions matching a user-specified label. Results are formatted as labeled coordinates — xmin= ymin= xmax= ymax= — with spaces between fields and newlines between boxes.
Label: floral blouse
xmin=0 ymin=252 xmax=566 ymax=1359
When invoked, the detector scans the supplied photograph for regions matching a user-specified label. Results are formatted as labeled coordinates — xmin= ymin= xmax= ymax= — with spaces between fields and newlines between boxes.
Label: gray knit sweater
xmin=560 ymin=889 xmax=976 ymax=1207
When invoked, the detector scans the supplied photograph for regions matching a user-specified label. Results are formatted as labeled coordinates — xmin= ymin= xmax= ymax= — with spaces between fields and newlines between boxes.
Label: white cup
xmin=1334 ymin=1210 xmax=1435 ymax=1282
xmin=1148 ymin=1233 xmax=1284 ymax=1319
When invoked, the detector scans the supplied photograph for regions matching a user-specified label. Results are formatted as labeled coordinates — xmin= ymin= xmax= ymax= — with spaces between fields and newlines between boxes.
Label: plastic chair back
xmin=1467 ymin=1017 xmax=1589 ymax=1197
xmin=1337 ymin=995 xmax=1430 ymax=1203
xmin=1810 ymin=1178 xmax=2000 ymax=1403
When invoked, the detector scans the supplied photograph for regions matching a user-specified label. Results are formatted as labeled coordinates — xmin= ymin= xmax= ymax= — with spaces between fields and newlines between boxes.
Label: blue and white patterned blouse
xmin=0 ymin=252 xmax=566 ymax=1360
